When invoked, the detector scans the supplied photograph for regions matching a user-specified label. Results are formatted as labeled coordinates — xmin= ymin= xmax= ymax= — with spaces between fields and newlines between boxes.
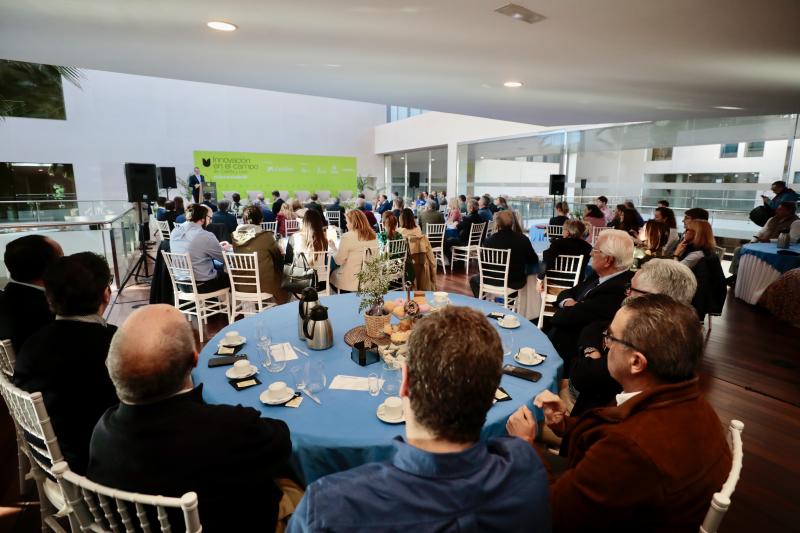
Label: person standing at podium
xmin=188 ymin=166 xmax=205 ymax=203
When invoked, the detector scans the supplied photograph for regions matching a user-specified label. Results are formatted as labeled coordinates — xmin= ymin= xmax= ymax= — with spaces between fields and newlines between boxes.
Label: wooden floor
xmin=1 ymin=267 xmax=799 ymax=532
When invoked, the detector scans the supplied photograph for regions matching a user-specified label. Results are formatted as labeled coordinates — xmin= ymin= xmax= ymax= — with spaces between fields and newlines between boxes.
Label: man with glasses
xmin=507 ymin=294 xmax=731 ymax=531
xmin=170 ymin=204 xmax=232 ymax=293
xmin=547 ymin=229 xmax=634 ymax=375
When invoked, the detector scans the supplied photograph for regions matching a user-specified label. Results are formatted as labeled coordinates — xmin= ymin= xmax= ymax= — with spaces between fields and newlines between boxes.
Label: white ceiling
xmin=1 ymin=0 xmax=799 ymax=126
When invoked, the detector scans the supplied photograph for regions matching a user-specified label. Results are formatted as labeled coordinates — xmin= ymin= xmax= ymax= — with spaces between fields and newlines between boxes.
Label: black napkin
xmin=228 ymin=376 xmax=261 ymax=391
xmin=493 ymin=386 xmax=512 ymax=404
xmin=215 ymin=344 xmax=245 ymax=356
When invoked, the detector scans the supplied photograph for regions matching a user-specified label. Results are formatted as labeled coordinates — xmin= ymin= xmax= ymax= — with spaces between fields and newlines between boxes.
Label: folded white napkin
xmin=269 ymin=342 xmax=299 ymax=362
xmin=329 ymin=375 xmax=383 ymax=391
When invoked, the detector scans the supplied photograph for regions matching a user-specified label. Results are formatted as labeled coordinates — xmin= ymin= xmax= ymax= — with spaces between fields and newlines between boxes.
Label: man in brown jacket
xmin=508 ymin=294 xmax=731 ymax=532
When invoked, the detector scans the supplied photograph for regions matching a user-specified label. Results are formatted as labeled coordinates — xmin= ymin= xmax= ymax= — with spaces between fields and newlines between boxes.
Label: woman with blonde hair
xmin=674 ymin=219 xmax=725 ymax=320
xmin=329 ymin=209 xmax=378 ymax=292
xmin=277 ymin=201 xmax=296 ymax=236
xmin=447 ymin=197 xmax=462 ymax=223
xmin=674 ymin=219 xmax=716 ymax=268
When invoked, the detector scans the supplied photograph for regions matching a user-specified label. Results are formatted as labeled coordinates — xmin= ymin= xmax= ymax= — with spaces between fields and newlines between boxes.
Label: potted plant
xmin=356 ymin=252 xmax=403 ymax=337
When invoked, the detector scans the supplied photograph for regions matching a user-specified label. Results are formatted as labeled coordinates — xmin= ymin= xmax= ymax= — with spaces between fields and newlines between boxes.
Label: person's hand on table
xmin=219 ymin=241 xmax=233 ymax=252
xmin=534 ymin=390 xmax=568 ymax=437
xmin=506 ymin=405 xmax=537 ymax=446
xmin=561 ymin=298 xmax=577 ymax=308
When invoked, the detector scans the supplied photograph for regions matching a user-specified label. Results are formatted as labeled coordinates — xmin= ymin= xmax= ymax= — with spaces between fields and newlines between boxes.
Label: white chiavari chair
xmin=477 ymin=247 xmax=518 ymax=311
xmin=223 ymin=251 xmax=277 ymax=322
xmin=546 ymin=225 xmax=563 ymax=240
xmin=591 ymin=225 xmax=611 ymax=245
xmin=425 ymin=223 xmax=447 ymax=274
xmin=285 ymin=219 xmax=301 ymax=236
xmin=537 ymin=254 xmax=584 ymax=329
xmin=260 ymin=221 xmax=277 ymax=233
xmin=450 ymin=222 xmax=486 ymax=276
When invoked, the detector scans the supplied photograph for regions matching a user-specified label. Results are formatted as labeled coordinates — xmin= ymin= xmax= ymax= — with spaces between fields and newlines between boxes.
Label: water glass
xmin=305 ymin=361 xmax=327 ymax=394
xmin=502 ymin=332 xmax=516 ymax=357
xmin=256 ymin=321 xmax=271 ymax=347
xmin=259 ymin=343 xmax=286 ymax=373
xmin=380 ymin=362 xmax=401 ymax=396
xmin=367 ymin=373 xmax=380 ymax=396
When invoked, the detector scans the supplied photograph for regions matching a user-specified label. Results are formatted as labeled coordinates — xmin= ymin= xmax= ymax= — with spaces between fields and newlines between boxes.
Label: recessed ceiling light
xmin=325 ymin=64 xmax=341 ymax=68
xmin=480 ymin=156 xmax=485 ymax=159
xmin=714 ymin=105 xmax=744 ymax=110
xmin=207 ymin=21 xmax=237 ymax=31
xmin=504 ymin=81 xmax=523 ymax=88
xmin=495 ymin=4 xmax=546 ymax=24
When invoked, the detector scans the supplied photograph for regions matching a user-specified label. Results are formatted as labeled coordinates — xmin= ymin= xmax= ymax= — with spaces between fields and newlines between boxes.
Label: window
xmin=0 ymin=60 xmax=79 ymax=120
xmin=793 ymin=171 xmax=800 ymax=184
xmin=386 ymin=105 xmax=428 ymax=123
xmin=719 ymin=143 xmax=739 ymax=158
xmin=650 ymin=147 xmax=673 ymax=161
xmin=745 ymin=141 xmax=765 ymax=157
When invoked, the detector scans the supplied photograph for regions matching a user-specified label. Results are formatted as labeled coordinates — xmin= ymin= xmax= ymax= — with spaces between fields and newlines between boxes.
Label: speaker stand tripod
xmin=118 ymin=202 xmax=156 ymax=295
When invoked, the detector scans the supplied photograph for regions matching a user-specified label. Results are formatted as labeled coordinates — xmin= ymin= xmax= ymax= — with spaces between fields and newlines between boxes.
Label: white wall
xmin=0 ymin=70 xmax=387 ymax=201
xmin=644 ymin=141 xmax=787 ymax=178
xmin=474 ymin=159 xmax=559 ymax=197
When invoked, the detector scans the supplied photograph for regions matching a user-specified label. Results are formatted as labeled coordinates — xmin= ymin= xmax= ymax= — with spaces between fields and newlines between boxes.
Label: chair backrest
xmin=316 ymin=190 xmax=331 ymax=202
xmin=0 ymin=339 xmax=15 ymax=377
xmin=0 ymin=372 xmax=64 ymax=478
xmin=260 ymin=221 xmax=277 ymax=233
xmin=246 ymin=191 xmax=263 ymax=202
xmin=223 ymin=251 xmax=263 ymax=296
xmin=52 ymin=461 xmax=202 ymax=533
xmin=221 ymin=191 xmax=236 ymax=200
xmin=546 ymin=224 xmax=564 ymax=239
xmin=591 ymin=225 xmax=610 ymax=245
xmin=385 ymin=237 xmax=408 ymax=259
xmin=306 ymin=250 xmax=333 ymax=292
xmin=548 ymin=254 xmax=584 ymax=288
xmin=376 ymin=220 xmax=384 ymax=234
xmin=469 ymin=222 xmax=487 ymax=247
xmin=714 ymin=246 xmax=726 ymax=261
xmin=478 ymin=247 xmax=511 ymax=289
xmin=426 ymin=223 xmax=446 ymax=248
xmin=325 ymin=211 xmax=340 ymax=226
xmin=161 ymin=251 xmax=199 ymax=295
xmin=338 ymin=190 xmax=353 ymax=202
xmin=156 ymin=220 xmax=171 ymax=240
xmin=700 ymin=420 xmax=744 ymax=533
xmin=285 ymin=219 xmax=300 ymax=236
xmin=295 ymin=191 xmax=310 ymax=203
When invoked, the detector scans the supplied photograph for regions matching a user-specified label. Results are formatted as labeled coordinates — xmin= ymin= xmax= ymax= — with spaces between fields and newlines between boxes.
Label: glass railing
xmin=0 ymin=203 xmax=140 ymax=289
xmin=0 ymin=199 xmax=132 ymax=224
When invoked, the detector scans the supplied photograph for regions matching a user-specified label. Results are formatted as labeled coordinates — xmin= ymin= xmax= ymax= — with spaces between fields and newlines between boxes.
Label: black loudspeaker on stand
xmin=120 ymin=163 xmax=158 ymax=294
xmin=158 ymin=166 xmax=177 ymax=198
xmin=549 ymin=174 xmax=566 ymax=217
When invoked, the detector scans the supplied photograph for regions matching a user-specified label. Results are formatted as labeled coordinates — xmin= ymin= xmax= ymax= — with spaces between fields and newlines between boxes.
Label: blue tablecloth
xmin=741 ymin=243 xmax=800 ymax=273
xmin=193 ymin=292 xmax=562 ymax=483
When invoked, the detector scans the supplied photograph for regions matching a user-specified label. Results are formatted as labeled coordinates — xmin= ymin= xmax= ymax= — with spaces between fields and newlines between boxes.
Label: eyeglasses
xmin=602 ymin=328 xmax=645 ymax=354
xmin=624 ymin=282 xmax=651 ymax=296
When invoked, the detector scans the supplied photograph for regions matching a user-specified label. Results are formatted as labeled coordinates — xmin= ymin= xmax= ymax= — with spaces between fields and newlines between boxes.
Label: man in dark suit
xmin=0 ymin=234 xmax=63 ymax=352
xmin=376 ymin=194 xmax=392 ymax=215
xmin=326 ymin=198 xmax=347 ymax=231
xmin=211 ymin=199 xmax=237 ymax=234
xmin=88 ymin=304 xmax=292 ymax=532
xmin=188 ymin=167 xmax=205 ymax=203
xmin=13 ymin=252 xmax=117 ymax=474
xmin=271 ymin=190 xmax=285 ymax=216
xmin=547 ymin=229 xmax=634 ymax=374
xmin=444 ymin=199 xmax=484 ymax=260
xmin=201 ymin=191 xmax=218 ymax=212
xmin=305 ymin=193 xmax=324 ymax=216
xmin=470 ymin=210 xmax=538 ymax=297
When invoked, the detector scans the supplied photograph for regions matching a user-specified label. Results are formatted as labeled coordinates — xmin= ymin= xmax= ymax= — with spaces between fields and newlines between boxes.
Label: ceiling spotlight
xmin=504 ymin=81 xmax=523 ymax=88
xmin=495 ymin=4 xmax=546 ymax=24
xmin=713 ymin=105 xmax=744 ymax=110
xmin=480 ymin=156 xmax=485 ymax=159
xmin=207 ymin=21 xmax=238 ymax=31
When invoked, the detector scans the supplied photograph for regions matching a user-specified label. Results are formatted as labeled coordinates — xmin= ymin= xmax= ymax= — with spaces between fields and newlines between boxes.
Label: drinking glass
xmin=502 ymin=332 xmax=516 ymax=357
xmin=367 ymin=373 xmax=380 ymax=396
xmin=380 ymin=362 xmax=401 ymax=396
xmin=259 ymin=342 xmax=286 ymax=373
xmin=305 ymin=361 xmax=327 ymax=394
xmin=256 ymin=320 xmax=271 ymax=347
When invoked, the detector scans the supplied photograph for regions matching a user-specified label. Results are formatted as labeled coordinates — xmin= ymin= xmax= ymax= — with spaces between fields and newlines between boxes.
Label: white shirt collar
xmin=615 ymin=390 xmax=642 ymax=406
xmin=56 ymin=314 xmax=107 ymax=326
xmin=598 ymin=268 xmax=629 ymax=286
xmin=7 ymin=279 xmax=45 ymax=291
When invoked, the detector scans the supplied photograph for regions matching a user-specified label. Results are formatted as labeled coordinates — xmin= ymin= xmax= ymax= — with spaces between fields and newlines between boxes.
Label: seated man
xmin=289 ymin=306 xmax=549 ymax=532
xmin=211 ymin=199 xmax=238 ymax=234
xmin=539 ymin=219 xmax=592 ymax=280
xmin=376 ymin=193 xmax=392 ymax=215
xmin=355 ymin=197 xmax=377 ymax=227
xmin=417 ymin=199 xmax=445 ymax=234
xmin=325 ymin=197 xmax=347 ymax=231
xmin=546 ymin=229 xmax=633 ymax=374
xmin=508 ymin=294 xmax=731 ymax=531
xmin=271 ymin=190 xmax=285 ymax=216
xmin=154 ymin=196 xmax=167 ymax=221
xmin=470 ymin=210 xmax=538 ymax=298
xmin=305 ymin=193 xmax=324 ymax=216
xmin=569 ymin=259 xmax=697 ymax=419
xmin=230 ymin=192 xmax=245 ymax=218
xmin=357 ymin=192 xmax=372 ymax=212
xmin=729 ymin=201 xmax=799 ymax=280
xmin=88 ymin=305 xmax=292 ymax=532
xmin=170 ymin=204 xmax=231 ymax=293
xmin=13 ymin=252 xmax=117 ymax=474
xmin=201 ymin=191 xmax=218 ymax=212
xmin=443 ymin=199 xmax=484 ymax=260
xmin=0 ymin=234 xmax=63 ymax=352
xmin=477 ymin=196 xmax=494 ymax=223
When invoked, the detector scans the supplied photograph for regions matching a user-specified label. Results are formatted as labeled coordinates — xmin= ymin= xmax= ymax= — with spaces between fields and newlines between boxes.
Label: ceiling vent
xmin=495 ymin=4 xmax=546 ymax=24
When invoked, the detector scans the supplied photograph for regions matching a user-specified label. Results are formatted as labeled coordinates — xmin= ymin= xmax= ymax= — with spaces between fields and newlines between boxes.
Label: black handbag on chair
xmin=281 ymin=252 xmax=318 ymax=295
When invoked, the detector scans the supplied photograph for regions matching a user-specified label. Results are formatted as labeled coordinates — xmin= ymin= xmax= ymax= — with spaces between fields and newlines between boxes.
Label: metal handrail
xmin=0 ymin=206 xmax=136 ymax=229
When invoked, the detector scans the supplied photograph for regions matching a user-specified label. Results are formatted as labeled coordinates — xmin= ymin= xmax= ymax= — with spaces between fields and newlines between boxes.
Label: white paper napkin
xmin=329 ymin=375 xmax=383 ymax=391
xmin=269 ymin=342 xmax=299 ymax=362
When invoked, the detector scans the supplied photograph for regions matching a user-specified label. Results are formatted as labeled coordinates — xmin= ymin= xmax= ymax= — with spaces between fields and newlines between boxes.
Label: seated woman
xmin=654 ymin=206 xmax=680 ymax=255
xmin=549 ymin=202 xmax=570 ymax=227
xmin=607 ymin=204 xmax=625 ymax=228
xmin=231 ymin=206 xmax=290 ymax=304
xmin=674 ymin=219 xmax=726 ymax=320
xmin=276 ymin=201 xmax=297 ymax=237
xmin=637 ymin=220 xmax=671 ymax=260
xmin=292 ymin=209 xmax=336 ymax=291
xmin=447 ymin=197 xmax=462 ymax=224
xmin=174 ymin=196 xmax=186 ymax=224
xmin=618 ymin=208 xmax=642 ymax=237
xmin=540 ymin=219 xmax=592 ymax=280
xmin=398 ymin=208 xmax=423 ymax=240
xmin=583 ymin=204 xmax=607 ymax=241
xmin=381 ymin=211 xmax=415 ymax=286
xmin=495 ymin=196 xmax=510 ymax=211
xmin=329 ymin=210 xmax=379 ymax=293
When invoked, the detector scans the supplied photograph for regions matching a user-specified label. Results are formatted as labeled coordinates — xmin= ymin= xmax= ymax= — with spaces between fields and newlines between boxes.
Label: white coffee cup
xmin=433 ymin=291 xmax=448 ymax=303
xmin=518 ymin=347 xmax=537 ymax=364
xmin=267 ymin=381 xmax=289 ymax=400
xmin=500 ymin=316 xmax=519 ymax=327
xmin=232 ymin=359 xmax=251 ymax=376
xmin=224 ymin=330 xmax=241 ymax=344
xmin=383 ymin=396 xmax=403 ymax=419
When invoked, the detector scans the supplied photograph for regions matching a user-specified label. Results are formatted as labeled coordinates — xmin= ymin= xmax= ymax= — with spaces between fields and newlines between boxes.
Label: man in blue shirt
xmin=357 ymin=192 xmax=372 ymax=212
xmin=762 ymin=180 xmax=799 ymax=209
xmin=477 ymin=196 xmax=494 ymax=223
xmin=169 ymin=204 xmax=231 ymax=293
xmin=211 ymin=199 xmax=238 ymax=234
xmin=288 ymin=306 xmax=550 ymax=533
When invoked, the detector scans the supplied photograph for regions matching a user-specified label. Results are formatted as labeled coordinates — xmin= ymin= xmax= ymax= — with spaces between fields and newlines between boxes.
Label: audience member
xmin=417 ymin=199 xmax=445 ymax=234
xmin=293 ymin=209 xmax=338 ymax=281
xmin=546 ymin=230 xmax=634 ymax=373
xmin=791 ymin=218 xmax=800 ymax=242
xmin=277 ymin=201 xmax=297 ymax=237
xmin=583 ymin=204 xmax=606 ymax=233
xmin=469 ymin=211 xmax=538 ymax=298
xmin=638 ymin=219 xmax=670 ymax=258
xmin=271 ymin=190 xmax=285 ymax=216
xmin=653 ymin=206 xmax=679 ymax=255
xmin=173 ymin=196 xmax=186 ymax=223
xmin=458 ymin=194 xmax=467 ymax=212
xmin=88 ymin=305 xmax=292 ymax=532
xmin=201 ymin=191 xmax=218 ymax=212
xmin=155 ymin=196 xmax=167 ymax=221
xmin=755 ymin=201 xmax=798 ymax=241
xmin=169 ymin=204 xmax=231 ymax=293
xmin=231 ymin=206 xmax=290 ymax=305
xmin=595 ymin=195 xmax=613 ymax=224
xmin=415 ymin=192 xmax=426 ymax=209
xmin=305 ymin=193 xmax=324 ymax=216
xmin=444 ymin=199 xmax=484 ymax=261
xmin=761 ymin=180 xmax=799 ymax=210
xmin=447 ymin=196 xmax=462 ymax=223
xmin=657 ymin=199 xmax=670 ymax=208
xmin=211 ymin=199 xmax=237 ymax=234
xmin=607 ymin=203 xmax=625 ymax=228
xmin=254 ymin=192 xmax=268 ymax=209
xmin=14 ymin=252 xmax=117 ymax=474
xmin=674 ymin=220 xmax=727 ymax=319
xmin=391 ymin=197 xmax=405 ymax=219
xmin=355 ymin=197 xmax=377 ymax=227
xmin=163 ymin=200 xmax=177 ymax=230
xmin=483 ymin=194 xmax=498 ymax=214
xmin=230 ymin=192 xmax=245 ymax=218
xmin=495 ymin=196 xmax=509 ymax=211
xmin=508 ymin=294 xmax=731 ymax=531
xmin=540 ymin=220 xmax=592 ymax=280
xmin=682 ymin=207 xmax=709 ymax=227
xmin=623 ymin=200 xmax=644 ymax=227
xmin=619 ymin=208 xmax=642 ymax=237
xmin=398 ymin=208 xmax=423 ymax=240
xmin=477 ymin=197 xmax=493 ymax=223
xmin=1 ymin=235 xmax=63 ymax=352
xmin=549 ymin=202 xmax=569 ymax=227
xmin=290 ymin=306 xmax=549 ymax=532
xmin=376 ymin=194 xmax=392 ymax=215
xmin=357 ymin=192 xmax=373 ymax=212
xmin=330 ymin=210 xmax=378 ymax=292
xmin=326 ymin=197 xmax=347 ymax=231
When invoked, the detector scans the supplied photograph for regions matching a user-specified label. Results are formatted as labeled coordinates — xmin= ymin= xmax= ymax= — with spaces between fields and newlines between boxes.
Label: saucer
xmin=219 ymin=335 xmax=246 ymax=347
xmin=376 ymin=404 xmax=405 ymax=424
xmin=514 ymin=353 xmax=546 ymax=366
xmin=498 ymin=319 xmax=520 ymax=329
xmin=225 ymin=364 xmax=257 ymax=380
xmin=259 ymin=387 xmax=296 ymax=405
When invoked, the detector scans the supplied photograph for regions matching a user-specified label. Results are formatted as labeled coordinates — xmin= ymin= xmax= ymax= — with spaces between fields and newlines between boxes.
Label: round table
xmin=192 ymin=292 xmax=563 ymax=484
xmin=734 ymin=243 xmax=800 ymax=304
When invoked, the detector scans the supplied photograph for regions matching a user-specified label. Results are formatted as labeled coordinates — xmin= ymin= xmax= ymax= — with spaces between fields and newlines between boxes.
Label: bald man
xmin=87 ymin=305 xmax=292 ymax=532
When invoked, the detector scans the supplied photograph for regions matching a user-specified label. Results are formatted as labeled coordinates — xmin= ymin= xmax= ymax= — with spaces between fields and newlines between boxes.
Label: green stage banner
xmin=192 ymin=150 xmax=356 ymax=198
